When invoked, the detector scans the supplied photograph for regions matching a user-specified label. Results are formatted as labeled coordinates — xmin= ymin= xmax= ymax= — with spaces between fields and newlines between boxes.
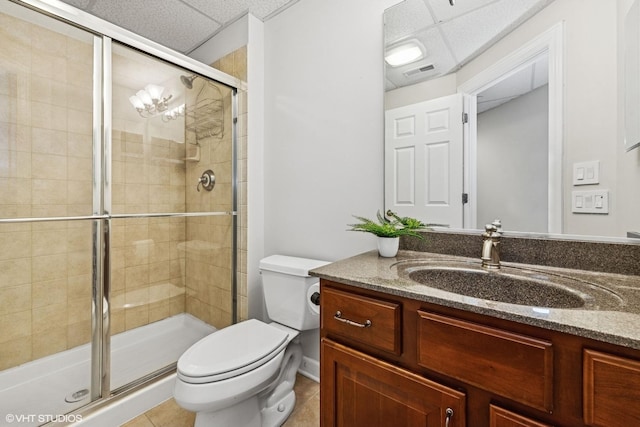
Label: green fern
xmin=348 ymin=211 xmax=426 ymax=239
xmin=385 ymin=210 xmax=447 ymax=229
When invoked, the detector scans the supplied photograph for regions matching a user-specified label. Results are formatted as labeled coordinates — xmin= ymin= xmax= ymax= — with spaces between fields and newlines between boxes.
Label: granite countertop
xmin=310 ymin=250 xmax=640 ymax=350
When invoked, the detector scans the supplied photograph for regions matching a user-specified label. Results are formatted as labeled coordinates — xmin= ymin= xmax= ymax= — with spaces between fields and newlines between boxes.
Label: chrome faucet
xmin=481 ymin=223 xmax=501 ymax=269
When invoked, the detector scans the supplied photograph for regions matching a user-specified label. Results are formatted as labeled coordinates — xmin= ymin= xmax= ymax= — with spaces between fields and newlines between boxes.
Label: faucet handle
xmin=492 ymin=219 xmax=502 ymax=232
xmin=484 ymin=223 xmax=501 ymax=238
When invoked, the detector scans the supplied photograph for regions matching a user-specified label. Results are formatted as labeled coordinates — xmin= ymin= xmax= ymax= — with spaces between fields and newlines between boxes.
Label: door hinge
xmin=462 ymin=113 xmax=468 ymax=124
xmin=462 ymin=193 xmax=469 ymax=204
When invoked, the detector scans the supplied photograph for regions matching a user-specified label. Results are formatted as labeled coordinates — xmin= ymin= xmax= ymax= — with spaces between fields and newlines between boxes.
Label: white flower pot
xmin=377 ymin=236 xmax=399 ymax=257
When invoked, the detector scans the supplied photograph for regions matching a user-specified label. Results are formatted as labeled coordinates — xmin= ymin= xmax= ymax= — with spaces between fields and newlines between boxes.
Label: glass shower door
xmin=0 ymin=1 xmax=101 ymax=423
xmin=108 ymin=42 xmax=234 ymax=390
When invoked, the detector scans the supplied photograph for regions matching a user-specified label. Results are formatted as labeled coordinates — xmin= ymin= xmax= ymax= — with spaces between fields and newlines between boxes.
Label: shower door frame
xmin=6 ymin=0 xmax=241 ymax=409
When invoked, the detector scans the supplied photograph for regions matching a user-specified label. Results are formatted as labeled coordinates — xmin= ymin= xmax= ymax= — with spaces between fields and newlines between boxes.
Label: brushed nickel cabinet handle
xmin=445 ymin=408 xmax=454 ymax=427
xmin=334 ymin=311 xmax=372 ymax=328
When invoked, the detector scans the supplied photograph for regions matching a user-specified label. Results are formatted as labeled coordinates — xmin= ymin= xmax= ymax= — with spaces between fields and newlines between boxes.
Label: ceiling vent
xmin=404 ymin=64 xmax=435 ymax=77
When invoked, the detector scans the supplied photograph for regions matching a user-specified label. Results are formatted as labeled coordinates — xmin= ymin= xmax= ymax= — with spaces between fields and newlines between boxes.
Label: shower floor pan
xmin=0 ymin=313 xmax=214 ymax=427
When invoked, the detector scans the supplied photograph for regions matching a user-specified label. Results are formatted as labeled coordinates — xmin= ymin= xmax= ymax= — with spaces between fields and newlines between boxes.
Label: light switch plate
xmin=573 ymin=161 xmax=600 ymax=185
xmin=572 ymin=190 xmax=609 ymax=214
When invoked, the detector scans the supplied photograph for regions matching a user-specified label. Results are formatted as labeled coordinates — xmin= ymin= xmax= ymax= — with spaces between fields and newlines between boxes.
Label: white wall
xmin=246 ymin=14 xmax=266 ymax=321
xmin=263 ymin=0 xmax=397 ymax=262
xmin=477 ymin=85 xmax=549 ymax=232
xmin=263 ymin=0 xmax=399 ymax=369
xmin=385 ymin=73 xmax=457 ymax=110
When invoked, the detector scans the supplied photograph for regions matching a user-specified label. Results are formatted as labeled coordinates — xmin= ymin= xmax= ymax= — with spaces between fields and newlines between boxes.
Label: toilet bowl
xmin=174 ymin=255 xmax=330 ymax=427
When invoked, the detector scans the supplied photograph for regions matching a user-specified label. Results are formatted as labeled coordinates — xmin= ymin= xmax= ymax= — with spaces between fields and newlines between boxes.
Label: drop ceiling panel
xmin=385 ymin=0 xmax=555 ymax=89
xmin=56 ymin=0 xmax=299 ymax=53
xmin=182 ymin=0 xmax=248 ymax=23
xmin=88 ymin=0 xmax=221 ymax=52
xmin=384 ymin=0 xmax=435 ymax=44
xmin=440 ymin=0 xmax=537 ymax=64
xmin=427 ymin=0 xmax=495 ymax=23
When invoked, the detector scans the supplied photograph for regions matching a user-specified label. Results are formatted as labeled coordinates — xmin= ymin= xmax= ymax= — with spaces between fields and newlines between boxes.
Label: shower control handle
xmin=197 ymin=169 xmax=215 ymax=192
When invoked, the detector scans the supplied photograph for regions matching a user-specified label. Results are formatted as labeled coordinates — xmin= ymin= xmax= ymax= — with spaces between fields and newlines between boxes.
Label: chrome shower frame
xmin=4 ymin=0 xmax=242 ymax=416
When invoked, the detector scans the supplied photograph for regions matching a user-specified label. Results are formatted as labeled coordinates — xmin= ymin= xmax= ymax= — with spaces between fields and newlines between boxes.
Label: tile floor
xmin=122 ymin=374 xmax=320 ymax=427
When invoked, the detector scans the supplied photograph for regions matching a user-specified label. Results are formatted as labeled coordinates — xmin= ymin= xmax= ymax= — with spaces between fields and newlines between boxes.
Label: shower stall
xmin=0 ymin=0 xmax=239 ymax=425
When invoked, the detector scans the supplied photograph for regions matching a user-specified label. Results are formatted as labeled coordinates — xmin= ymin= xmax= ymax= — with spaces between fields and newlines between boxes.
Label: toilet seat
xmin=177 ymin=319 xmax=289 ymax=384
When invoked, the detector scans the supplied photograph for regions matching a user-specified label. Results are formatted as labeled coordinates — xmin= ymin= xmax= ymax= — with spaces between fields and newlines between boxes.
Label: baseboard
xmin=298 ymin=356 xmax=319 ymax=383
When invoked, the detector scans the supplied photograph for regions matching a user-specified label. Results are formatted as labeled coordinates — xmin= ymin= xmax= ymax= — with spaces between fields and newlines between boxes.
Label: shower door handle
xmin=196 ymin=169 xmax=215 ymax=192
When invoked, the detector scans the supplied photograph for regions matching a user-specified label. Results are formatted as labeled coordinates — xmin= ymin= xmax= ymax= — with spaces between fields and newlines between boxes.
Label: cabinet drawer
xmin=321 ymin=287 xmax=401 ymax=355
xmin=417 ymin=311 xmax=554 ymax=412
xmin=489 ymin=405 xmax=553 ymax=427
xmin=583 ymin=349 xmax=640 ymax=426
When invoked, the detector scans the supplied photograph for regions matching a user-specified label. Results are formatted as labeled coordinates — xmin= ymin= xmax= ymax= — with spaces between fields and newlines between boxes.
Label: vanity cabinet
xmin=321 ymin=340 xmax=465 ymax=427
xmin=320 ymin=279 xmax=640 ymax=427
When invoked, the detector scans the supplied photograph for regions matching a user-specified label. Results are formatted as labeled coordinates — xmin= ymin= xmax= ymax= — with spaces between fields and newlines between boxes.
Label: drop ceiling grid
xmin=56 ymin=0 xmax=299 ymax=53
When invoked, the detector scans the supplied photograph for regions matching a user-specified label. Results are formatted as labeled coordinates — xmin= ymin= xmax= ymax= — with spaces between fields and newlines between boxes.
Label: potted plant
xmin=348 ymin=210 xmax=427 ymax=257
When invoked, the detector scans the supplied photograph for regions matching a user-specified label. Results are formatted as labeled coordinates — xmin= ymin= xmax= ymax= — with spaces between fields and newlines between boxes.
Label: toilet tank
xmin=259 ymin=255 xmax=330 ymax=331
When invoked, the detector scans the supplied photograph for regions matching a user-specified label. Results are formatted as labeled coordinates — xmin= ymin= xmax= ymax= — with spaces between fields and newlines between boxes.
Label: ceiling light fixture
xmin=385 ymin=39 xmax=425 ymax=67
xmin=129 ymin=84 xmax=173 ymax=118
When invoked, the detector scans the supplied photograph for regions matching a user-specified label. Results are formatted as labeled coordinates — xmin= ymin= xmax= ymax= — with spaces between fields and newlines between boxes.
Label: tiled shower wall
xmin=183 ymin=46 xmax=248 ymax=328
xmin=210 ymin=47 xmax=248 ymax=323
xmin=0 ymin=6 xmax=245 ymax=371
xmin=109 ymin=129 xmax=188 ymax=334
xmin=0 ymin=13 xmax=95 ymax=370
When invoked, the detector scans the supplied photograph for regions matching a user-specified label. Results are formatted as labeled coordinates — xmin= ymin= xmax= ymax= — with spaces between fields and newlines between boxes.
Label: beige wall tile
xmin=67 ymin=320 xmax=91 ymax=348
xmin=0 ymin=310 xmax=31 ymax=343
xmin=125 ymin=305 xmax=149 ymax=330
xmin=0 ymin=284 xmax=31 ymax=314
xmin=31 ymin=128 xmax=67 ymax=155
xmin=0 ymin=230 xmax=30 ymax=260
xmin=67 ymin=274 xmax=91 ymax=300
xmin=0 ymin=258 xmax=30 ymax=288
xmin=0 ymin=336 xmax=31 ymax=370
xmin=32 ymin=178 xmax=67 ymax=205
xmin=32 ymin=253 xmax=67 ymax=282
xmin=32 ymin=278 xmax=66 ymax=309
xmin=32 ymin=229 xmax=67 ymax=256
xmin=32 ymin=302 xmax=67 ymax=335
xmin=32 ymin=327 xmax=67 ymax=359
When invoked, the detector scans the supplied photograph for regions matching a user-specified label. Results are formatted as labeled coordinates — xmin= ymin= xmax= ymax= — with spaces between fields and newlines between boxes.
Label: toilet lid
xmin=177 ymin=319 xmax=289 ymax=382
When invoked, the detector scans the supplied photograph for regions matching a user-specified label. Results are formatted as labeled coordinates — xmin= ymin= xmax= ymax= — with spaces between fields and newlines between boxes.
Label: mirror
xmin=384 ymin=0 xmax=640 ymax=241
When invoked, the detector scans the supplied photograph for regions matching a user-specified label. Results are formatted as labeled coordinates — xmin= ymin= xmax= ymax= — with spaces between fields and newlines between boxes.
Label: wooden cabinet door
xmin=583 ymin=349 xmax=640 ymax=426
xmin=489 ymin=405 xmax=553 ymax=427
xmin=321 ymin=339 xmax=465 ymax=427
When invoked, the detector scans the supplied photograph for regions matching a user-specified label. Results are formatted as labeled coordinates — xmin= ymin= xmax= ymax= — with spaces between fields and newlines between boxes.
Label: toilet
xmin=174 ymin=255 xmax=330 ymax=427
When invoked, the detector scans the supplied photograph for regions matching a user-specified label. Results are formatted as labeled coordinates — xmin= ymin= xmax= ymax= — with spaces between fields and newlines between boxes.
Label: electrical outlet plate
xmin=572 ymin=190 xmax=609 ymax=214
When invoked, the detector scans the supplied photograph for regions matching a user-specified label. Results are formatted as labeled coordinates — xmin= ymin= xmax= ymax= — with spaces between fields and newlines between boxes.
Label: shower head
xmin=180 ymin=75 xmax=197 ymax=89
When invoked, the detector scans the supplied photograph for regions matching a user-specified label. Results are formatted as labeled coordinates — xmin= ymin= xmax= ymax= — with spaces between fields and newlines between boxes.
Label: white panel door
xmin=385 ymin=94 xmax=464 ymax=227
